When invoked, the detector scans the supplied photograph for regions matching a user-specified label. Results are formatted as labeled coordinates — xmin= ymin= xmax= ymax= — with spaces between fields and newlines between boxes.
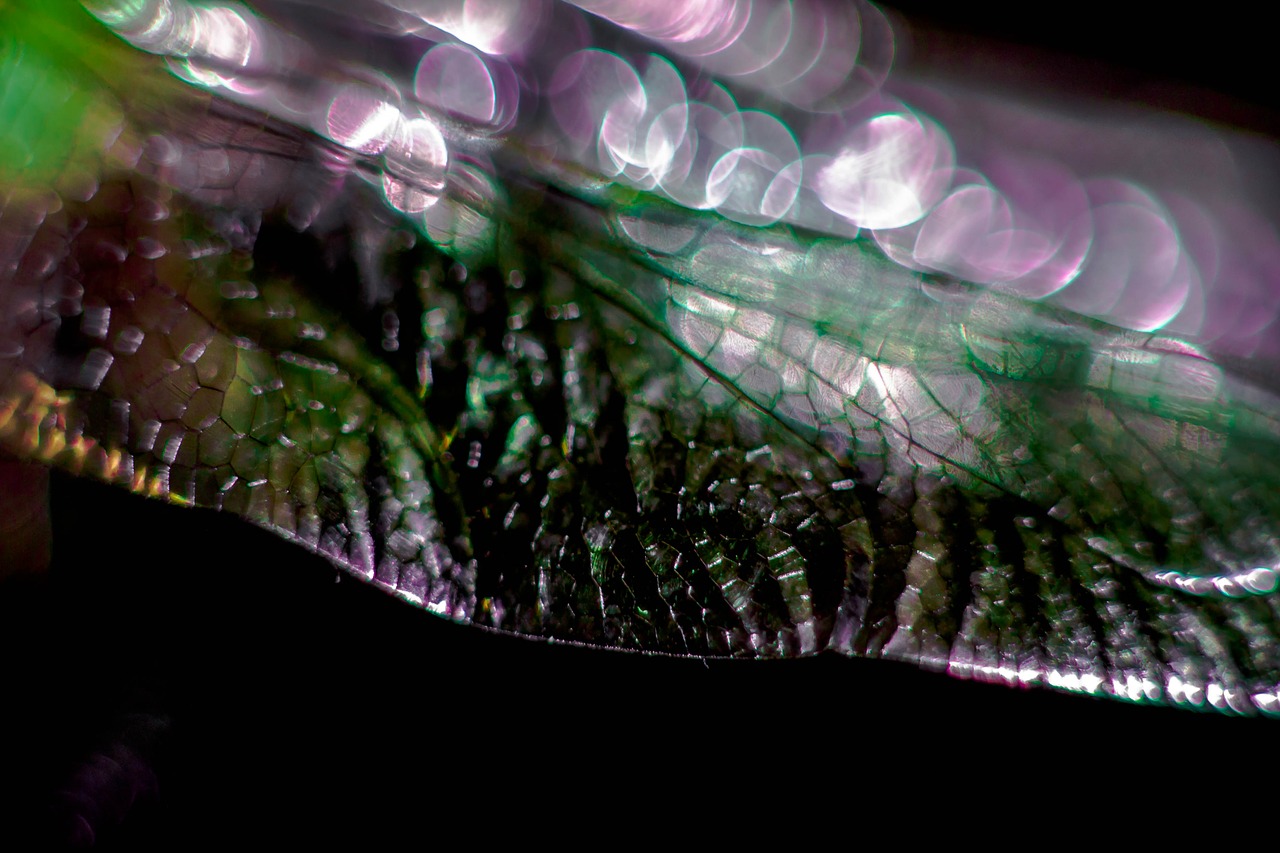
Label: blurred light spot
xmin=325 ymin=87 xmax=402 ymax=155
xmin=815 ymin=112 xmax=954 ymax=230
xmin=384 ymin=0 xmax=547 ymax=55
xmin=414 ymin=42 xmax=517 ymax=130
xmin=1054 ymin=181 xmax=1193 ymax=332
xmin=708 ymin=110 xmax=800 ymax=226
xmin=550 ymin=49 xmax=644 ymax=157
xmin=382 ymin=116 xmax=448 ymax=214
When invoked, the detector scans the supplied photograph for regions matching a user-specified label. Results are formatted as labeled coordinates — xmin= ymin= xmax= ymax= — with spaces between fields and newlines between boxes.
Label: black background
xmin=887 ymin=0 xmax=1277 ymax=131
xmin=3 ymin=2 xmax=1278 ymax=845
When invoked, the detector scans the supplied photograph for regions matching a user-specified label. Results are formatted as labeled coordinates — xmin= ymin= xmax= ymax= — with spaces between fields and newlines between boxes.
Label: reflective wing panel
xmin=3 ymin=1 xmax=1280 ymax=715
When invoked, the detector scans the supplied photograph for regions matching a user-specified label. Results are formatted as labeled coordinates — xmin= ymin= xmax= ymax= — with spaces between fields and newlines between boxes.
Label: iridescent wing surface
xmin=3 ymin=0 xmax=1280 ymax=716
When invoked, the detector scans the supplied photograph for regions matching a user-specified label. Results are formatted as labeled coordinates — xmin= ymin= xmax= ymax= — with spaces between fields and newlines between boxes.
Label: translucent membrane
xmin=4 ymin=0 xmax=1280 ymax=716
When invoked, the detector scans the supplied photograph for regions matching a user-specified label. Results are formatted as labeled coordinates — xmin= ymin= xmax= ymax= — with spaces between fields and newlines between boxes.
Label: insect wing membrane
xmin=1 ymin=0 xmax=1279 ymax=717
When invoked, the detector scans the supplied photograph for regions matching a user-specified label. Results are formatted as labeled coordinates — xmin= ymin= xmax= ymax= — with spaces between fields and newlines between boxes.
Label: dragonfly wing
xmin=3 ymin=1 xmax=1280 ymax=716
